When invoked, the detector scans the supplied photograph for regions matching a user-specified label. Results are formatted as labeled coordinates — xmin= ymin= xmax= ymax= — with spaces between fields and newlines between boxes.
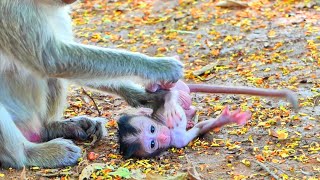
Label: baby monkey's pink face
xmin=128 ymin=116 xmax=172 ymax=156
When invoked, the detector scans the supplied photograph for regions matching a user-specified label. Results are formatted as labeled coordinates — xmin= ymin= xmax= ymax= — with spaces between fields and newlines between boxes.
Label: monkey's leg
xmin=0 ymin=105 xmax=27 ymax=168
xmin=41 ymin=116 xmax=107 ymax=142
xmin=0 ymin=105 xmax=81 ymax=168
xmin=39 ymin=79 xmax=107 ymax=142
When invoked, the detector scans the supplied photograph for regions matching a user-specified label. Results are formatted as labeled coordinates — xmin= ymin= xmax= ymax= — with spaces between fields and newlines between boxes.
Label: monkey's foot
xmin=25 ymin=138 xmax=81 ymax=168
xmin=221 ymin=106 xmax=252 ymax=126
xmin=42 ymin=116 xmax=107 ymax=142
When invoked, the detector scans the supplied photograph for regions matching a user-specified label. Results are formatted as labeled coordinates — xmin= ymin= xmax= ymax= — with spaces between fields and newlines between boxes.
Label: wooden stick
xmin=81 ymin=88 xmax=101 ymax=116
xmin=254 ymin=160 xmax=280 ymax=180
xmin=186 ymin=154 xmax=202 ymax=180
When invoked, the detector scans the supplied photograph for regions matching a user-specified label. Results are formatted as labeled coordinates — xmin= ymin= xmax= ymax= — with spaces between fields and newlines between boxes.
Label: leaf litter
xmin=1 ymin=0 xmax=319 ymax=179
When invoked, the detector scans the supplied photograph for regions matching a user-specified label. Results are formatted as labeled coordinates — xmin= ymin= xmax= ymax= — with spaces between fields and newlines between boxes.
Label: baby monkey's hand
xmin=163 ymin=91 xmax=182 ymax=128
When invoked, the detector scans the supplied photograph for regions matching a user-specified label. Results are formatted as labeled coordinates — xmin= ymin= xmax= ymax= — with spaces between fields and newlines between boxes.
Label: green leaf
xmin=109 ymin=167 xmax=131 ymax=178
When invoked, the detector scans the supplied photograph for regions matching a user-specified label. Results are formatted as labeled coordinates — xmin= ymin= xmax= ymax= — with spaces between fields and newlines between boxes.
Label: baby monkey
xmin=117 ymin=80 xmax=298 ymax=158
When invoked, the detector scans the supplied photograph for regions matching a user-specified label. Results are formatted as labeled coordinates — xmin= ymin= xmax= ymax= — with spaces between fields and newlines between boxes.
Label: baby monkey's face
xmin=128 ymin=116 xmax=172 ymax=156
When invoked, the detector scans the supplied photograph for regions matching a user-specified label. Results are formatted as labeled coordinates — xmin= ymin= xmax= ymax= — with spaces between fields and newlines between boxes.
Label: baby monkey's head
xmin=117 ymin=115 xmax=172 ymax=158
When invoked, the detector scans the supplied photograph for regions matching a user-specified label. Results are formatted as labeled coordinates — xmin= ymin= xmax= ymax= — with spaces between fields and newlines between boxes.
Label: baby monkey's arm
xmin=174 ymin=106 xmax=251 ymax=148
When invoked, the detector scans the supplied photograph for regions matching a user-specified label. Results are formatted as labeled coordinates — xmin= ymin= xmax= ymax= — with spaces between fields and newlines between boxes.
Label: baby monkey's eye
xmin=150 ymin=125 xmax=155 ymax=133
xmin=151 ymin=140 xmax=155 ymax=149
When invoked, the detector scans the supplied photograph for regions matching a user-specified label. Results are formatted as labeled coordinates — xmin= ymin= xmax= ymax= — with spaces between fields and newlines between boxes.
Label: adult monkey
xmin=0 ymin=0 xmax=183 ymax=168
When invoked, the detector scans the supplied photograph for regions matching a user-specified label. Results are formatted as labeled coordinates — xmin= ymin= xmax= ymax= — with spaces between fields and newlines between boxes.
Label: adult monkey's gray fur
xmin=0 ymin=0 xmax=183 ymax=168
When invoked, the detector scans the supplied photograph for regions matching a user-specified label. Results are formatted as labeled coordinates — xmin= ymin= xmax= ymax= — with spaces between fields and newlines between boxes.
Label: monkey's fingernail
xmin=79 ymin=133 xmax=88 ymax=140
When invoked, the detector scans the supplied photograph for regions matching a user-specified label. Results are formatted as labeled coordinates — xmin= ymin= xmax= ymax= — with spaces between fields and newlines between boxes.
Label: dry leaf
xmin=79 ymin=163 xmax=110 ymax=180
xmin=216 ymin=0 xmax=248 ymax=8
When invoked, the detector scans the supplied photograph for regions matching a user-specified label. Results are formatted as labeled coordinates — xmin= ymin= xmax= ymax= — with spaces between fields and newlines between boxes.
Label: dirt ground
xmin=0 ymin=0 xmax=319 ymax=179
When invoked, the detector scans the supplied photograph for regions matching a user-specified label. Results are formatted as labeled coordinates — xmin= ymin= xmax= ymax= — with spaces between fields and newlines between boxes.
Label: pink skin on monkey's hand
xmin=221 ymin=106 xmax=252 ymax=125
xmin=146 ymin=81 xmax=176 ymax=92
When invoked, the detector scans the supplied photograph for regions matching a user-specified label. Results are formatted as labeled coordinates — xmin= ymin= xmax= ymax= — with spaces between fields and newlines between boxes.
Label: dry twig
xmin=254 ymin=160 xmax=280 ymax=180
xmin=186 ymin=154 xmax=202 ymax=180
xmin=20 ymin=166 xmax=26 ymax=180
xmin=81 ymin=88 xmax=101 ymax=116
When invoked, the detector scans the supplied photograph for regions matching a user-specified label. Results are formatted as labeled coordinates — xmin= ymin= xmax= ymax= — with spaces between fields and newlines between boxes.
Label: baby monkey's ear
xmin=117 ymin=115 xmax=143 ymax=158
xmin=137 ymin=108 xmax=153 ymax=116
xmin=121 ymin=143 xmax=141 ymax=159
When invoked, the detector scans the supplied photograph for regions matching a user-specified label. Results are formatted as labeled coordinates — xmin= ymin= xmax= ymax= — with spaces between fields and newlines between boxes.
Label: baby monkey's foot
xmin=221 ymin=106 xmax=252 ymax=125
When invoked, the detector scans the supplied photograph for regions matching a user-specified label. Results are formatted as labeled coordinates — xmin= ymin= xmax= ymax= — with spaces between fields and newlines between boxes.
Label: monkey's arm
xmin=0 ymin=4 xmax=182 ymax=83
xmin=88 ymin=81 xmax=169 ymax=108
xmin=173 ymin=107 xmax=251 ymax=148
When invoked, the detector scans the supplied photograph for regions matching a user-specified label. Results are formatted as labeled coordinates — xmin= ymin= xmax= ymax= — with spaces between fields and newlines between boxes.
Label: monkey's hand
xmin=147 ymin=56 xmax=183 ymax=85
xmin=137 ymin=57 xmax=183 ymax=87
xmin=41 ymin=116 xmax=107 ymax=142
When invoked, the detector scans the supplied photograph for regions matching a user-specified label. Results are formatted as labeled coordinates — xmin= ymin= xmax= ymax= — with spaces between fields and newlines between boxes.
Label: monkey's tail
xmin=187 ymin=84 xmax=299 ymax=111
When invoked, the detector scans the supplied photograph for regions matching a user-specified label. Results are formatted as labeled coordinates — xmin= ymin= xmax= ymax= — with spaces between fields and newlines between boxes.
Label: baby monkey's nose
xmin=158 ymin=133 xmax=168 ymax=143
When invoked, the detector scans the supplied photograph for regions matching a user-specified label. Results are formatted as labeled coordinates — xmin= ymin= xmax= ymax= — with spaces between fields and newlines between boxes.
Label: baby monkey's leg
xmin=177 ymin=106 xmax=251 ymax=148
xmin=199 ymin=106 xmax=252 ymax=133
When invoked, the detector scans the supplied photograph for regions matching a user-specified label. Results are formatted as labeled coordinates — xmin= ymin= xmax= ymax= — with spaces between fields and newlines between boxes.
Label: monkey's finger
xmin=176 ymin=112 xmax=182 ymax=121
xmin=234 ymin=112 xmax=252 ymax=125
xmin=222 ymin=106 xmax=230 ymax=115
xmin=146 ymin=83 xmax=160 ymax=92
xmin=166 ymin=116 xmax=173 ymax=128
xmin=70 ymin=128 xmax=89 ymax=141
xmin=93 ymin=122 xmax=104 ymax=140
xmin=170 ymin=110 xmax=176 ymax=120
xmin=160 ymin=81 xmax=176 ymax=89
xmin=231 ymin=109 xmax=241 ymax=117
xmin=86 ymin=122 xmax=101 ymax=139
xmin=172 ymin=108 xmax=182 ymax=121
xmin=167 ymin=120 xmax=173 ymax=129
xmin=164 ymin=111 xmax=170 ymax=119
xmin=174 ymin=112 xmax=182 ymax=122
